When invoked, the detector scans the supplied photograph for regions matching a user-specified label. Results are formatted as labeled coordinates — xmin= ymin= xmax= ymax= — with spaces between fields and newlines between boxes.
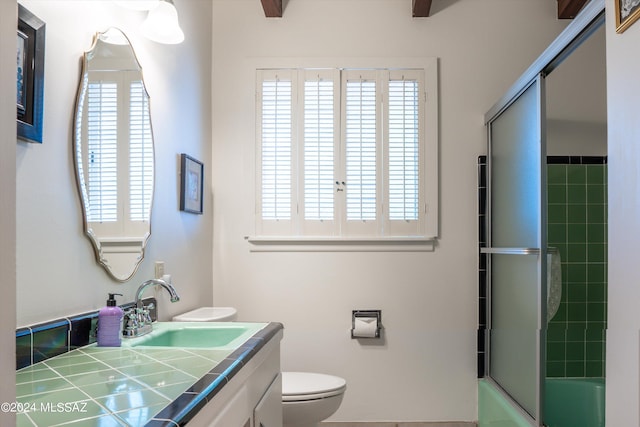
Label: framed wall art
xmin=17 ymin=4 xmax=45 ymax=144
xmin=180 ymin=154 xmax=204 ymax=214
xmin=615 ymin=0 xmax=640 ymax=33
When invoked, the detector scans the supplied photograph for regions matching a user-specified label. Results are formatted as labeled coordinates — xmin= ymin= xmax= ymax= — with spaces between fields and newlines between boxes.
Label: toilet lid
xmin=282 ymin=372 xmax=346 ymax=401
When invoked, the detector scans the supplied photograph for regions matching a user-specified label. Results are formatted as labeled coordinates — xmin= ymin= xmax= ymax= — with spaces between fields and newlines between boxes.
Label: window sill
xmin=245 ymin=236 xmax=437 ymax=252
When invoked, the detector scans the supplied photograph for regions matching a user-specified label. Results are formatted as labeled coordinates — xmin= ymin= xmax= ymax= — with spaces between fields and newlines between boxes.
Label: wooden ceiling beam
xmin=557 ymin=0 xmax=588 ymax=19
xmin=259 ymin=1 xmax=584 ymax=20
xmin=261 ymin=0 xmax=282 ymax=18
xmin=412 ymin=0 xmax=432 ymax=18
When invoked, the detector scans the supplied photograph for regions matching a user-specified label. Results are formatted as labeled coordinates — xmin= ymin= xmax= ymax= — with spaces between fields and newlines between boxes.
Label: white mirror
xmin=73 ymin=28 xmax=154 ymax=282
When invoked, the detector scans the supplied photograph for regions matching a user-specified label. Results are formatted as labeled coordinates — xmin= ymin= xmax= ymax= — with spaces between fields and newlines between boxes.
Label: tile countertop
xmin=15 ymin=322 xmax=283 ymax=427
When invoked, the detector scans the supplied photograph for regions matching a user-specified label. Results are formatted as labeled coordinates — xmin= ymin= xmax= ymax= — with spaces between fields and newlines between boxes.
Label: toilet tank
xmin=172 ymin=307 xmax=238 ymax=322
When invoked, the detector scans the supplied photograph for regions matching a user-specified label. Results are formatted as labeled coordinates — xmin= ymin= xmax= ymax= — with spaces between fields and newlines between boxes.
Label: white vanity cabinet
xmin=189 ymin=329 xmax=283 ymax=427
xmin=253 ymin=372 xmax=282 ymax=427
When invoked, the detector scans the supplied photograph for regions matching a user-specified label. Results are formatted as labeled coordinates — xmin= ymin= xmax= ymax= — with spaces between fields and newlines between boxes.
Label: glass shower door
xmin=485 ymin=74 xmax=546 ymax=425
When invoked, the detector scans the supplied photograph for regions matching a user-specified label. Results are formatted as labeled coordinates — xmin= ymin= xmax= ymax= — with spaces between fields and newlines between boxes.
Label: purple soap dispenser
xmin=97 ymin=293 xmax=124 ymax=347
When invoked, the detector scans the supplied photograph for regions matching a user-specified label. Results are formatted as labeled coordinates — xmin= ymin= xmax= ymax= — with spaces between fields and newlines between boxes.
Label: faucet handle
xmin=123 ymin=309 xmax=139 ymax=329
xmin=141 ymin=307 xmax=153 ymax=324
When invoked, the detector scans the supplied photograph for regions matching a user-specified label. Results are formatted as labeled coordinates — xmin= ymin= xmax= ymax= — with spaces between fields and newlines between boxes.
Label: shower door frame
xmin=482 ymin=1 xmax=605 ymax=425
xmin=484 ymin=74 xmax=548 ymax=426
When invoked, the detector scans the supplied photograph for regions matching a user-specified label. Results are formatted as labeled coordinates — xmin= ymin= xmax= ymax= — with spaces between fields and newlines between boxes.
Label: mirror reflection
xmin=74 ymin=28 xmax=154 ymax=282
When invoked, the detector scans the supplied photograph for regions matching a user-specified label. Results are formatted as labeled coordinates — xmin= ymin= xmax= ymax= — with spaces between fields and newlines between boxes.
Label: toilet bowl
xmin=282 ymin=371 xmax=347 ymax=427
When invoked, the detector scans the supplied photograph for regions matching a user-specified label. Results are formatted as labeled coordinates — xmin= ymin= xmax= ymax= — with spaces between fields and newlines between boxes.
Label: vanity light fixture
xmin=140 ymin=0 xmax=185 ymax=44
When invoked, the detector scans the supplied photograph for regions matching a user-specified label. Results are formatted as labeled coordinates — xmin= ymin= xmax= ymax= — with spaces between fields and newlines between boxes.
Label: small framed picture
xmin=17 ymin=4 xmax=46 ymax=144
xmin=615 ymin=0 xmax=640 ymax=33
xmin=180 ymin=154 xmax=204 ymax=214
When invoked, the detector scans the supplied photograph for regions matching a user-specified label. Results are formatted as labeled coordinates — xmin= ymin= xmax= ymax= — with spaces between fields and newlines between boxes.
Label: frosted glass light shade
xmin=115 ymin=0 xmax=160 ymax=11
xmin=141 ymin=0 xmax=185 ymax=44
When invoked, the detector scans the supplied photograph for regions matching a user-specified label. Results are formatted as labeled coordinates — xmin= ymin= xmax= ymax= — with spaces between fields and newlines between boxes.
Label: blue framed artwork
xmin=180 ymin=154 xmax=204 ymax=214
xmin=17 ymin=4 xmax=45 ymax=144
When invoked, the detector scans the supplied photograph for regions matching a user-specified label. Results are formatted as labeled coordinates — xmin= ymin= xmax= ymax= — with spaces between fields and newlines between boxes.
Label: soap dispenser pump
xmin=97 ymin=293 xmax=124 ymax=347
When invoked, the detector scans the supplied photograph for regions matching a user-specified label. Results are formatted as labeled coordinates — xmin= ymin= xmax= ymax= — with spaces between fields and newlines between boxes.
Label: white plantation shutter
xmin=87 ymin=81 xmax=118 ymax=222
xmin=129 ymin=80 xmax=153 ymax=222
xmin=385 ymin=70 xmax=425 ymax=236
xmin=388 ymin=75 xmax=420 ymax=221
xmin=301 ymin=70 xmax=339 ymax=234
xmin=81 ymin=72 xmax=154 ymax=234
xmin=257 ymin=70 xmax=296 ymax=235
xmin=255 ymin=64 xmax=437 ymax=242
xmin=344 ymin=72 xmax=379 ymax=225
xmin=261 ymin=78 xmax=292 ymax=220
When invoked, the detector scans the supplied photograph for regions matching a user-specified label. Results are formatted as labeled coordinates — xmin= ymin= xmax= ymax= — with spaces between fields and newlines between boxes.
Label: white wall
xmin=210 ymin=0 xmax=568 ymax=421
xmin=546 ymin=119 xmax=607 ymax=155
xmin=605 ymin=0 xmax=640 ymax=425
xmin=15 ymin=0 xmax=214 ymax=326
xmin=546 ymin=24 xmax=607 ymax=156
xmin=0 ymin=1 xmax=17 ymax=425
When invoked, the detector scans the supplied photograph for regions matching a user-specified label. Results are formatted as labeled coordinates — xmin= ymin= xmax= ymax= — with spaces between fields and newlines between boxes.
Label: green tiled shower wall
xmin=546 ymin=160 xmax=607 ymax=378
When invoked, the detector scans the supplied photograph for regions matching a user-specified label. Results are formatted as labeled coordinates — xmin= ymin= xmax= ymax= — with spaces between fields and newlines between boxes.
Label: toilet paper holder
xmin=351 ymin=310 xmax=382 ymax=339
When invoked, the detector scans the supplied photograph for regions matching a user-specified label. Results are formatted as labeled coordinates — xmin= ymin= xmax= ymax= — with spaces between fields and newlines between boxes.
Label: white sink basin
xmin=172 ymin=306 xmax=237 ymax=322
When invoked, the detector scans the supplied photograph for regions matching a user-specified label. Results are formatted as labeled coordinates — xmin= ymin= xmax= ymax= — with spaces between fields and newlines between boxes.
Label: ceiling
xmin=260 ymin=0 xmax=590 ymax=19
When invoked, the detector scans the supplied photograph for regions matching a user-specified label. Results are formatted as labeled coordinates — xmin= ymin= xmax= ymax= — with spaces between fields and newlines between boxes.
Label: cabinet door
xmin=208 ymin=384 xmax=250 ymax=427
xmin=253 ymin=373 xmax=282 ymax=427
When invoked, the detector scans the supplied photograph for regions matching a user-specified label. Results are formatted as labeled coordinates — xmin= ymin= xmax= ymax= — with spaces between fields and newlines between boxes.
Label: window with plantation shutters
xmin=255 ymin=63 xmax=438 ymax=245
xmin=129 ymin=80 xmax=153 ymax=222
xmin=80 ymin=72 xmax=154 ymax=231
xmin=86 ymin=80 xmax=118 ymax=223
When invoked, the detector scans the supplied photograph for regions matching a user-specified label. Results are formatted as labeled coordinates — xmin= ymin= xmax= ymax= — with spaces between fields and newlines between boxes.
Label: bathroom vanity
xmin=15 ymin=322 xmax=283 ymax=426
xmin=189 ymin=335 xmax=282 ymax=427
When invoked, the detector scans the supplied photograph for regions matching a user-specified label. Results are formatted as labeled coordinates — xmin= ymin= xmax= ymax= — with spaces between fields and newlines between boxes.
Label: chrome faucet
xmin=123 ymin=278 xmax=180 ymax=338
xmin=136 ymin=278 xmax=180 ymax=308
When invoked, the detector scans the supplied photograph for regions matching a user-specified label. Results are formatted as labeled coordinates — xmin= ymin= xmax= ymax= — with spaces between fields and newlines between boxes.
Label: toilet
xmin=173 ymin=308 xmax=347 ymax=426
xmin=282 ymin=371 xmax=347 ymax=427
xmin=172 ymin=306 xmax=237 ymax=322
